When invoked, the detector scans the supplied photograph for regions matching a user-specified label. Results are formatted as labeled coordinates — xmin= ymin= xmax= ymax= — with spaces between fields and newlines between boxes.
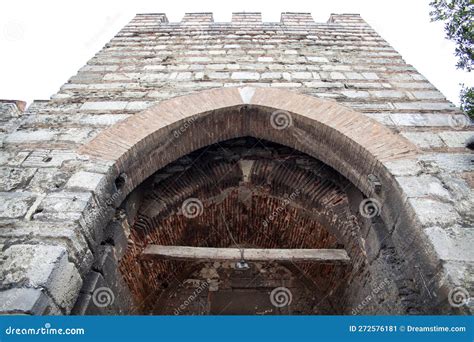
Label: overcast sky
xmin=0 ymin=0 xmax=472 ymax=106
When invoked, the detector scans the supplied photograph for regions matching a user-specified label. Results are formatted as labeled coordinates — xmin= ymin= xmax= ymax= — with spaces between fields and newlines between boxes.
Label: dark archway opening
xmin=114 ymin=137 xmax=405 ymax=315
xmin=74 ymin=137 xmax=419 ymax=315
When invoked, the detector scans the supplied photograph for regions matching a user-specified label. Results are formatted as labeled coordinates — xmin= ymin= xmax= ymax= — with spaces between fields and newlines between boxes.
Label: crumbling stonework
xmin=0 ymin=12 xmax=472 ymax=315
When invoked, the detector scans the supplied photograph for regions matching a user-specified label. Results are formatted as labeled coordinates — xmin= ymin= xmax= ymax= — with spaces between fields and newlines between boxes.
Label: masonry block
xmin=0 ymin=192 xmax=36 ymax=219
xmin=0 ymin=288 xmax=61 ymax=315
xmin=1 ymin=245 xmax=82 ymax=313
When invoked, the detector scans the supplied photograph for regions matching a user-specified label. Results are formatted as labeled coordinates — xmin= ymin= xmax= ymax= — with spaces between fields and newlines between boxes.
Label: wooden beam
xmin=142 ymin=245 xmax=350 ymax=264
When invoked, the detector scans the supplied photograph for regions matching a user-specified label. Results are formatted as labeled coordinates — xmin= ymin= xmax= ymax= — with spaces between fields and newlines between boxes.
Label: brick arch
xmin=79 ymin=86 xmax=417 ymax=195
xmin=77 ymin=87 xmax=466 ymax=314
xmin=79 ymin=87 xmax=419 ymax=237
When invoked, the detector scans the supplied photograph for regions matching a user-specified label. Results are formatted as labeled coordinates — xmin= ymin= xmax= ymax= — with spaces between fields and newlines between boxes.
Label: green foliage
xmin=430 ymin=0 xmax=473 ymax=71
xmin=460 ymin=84 xmax=474 ymax=118
xmin=430 ymin=0 xmax=473 ymax=117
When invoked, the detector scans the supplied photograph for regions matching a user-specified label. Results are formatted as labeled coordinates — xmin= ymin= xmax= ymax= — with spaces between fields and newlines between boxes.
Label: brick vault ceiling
xmin=118 ymin=138 xmax=364 ymax=313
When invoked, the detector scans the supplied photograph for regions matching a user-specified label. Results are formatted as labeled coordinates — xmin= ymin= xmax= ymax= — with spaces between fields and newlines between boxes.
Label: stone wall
xmin=0 ymin=12 xmax=472 ymax=315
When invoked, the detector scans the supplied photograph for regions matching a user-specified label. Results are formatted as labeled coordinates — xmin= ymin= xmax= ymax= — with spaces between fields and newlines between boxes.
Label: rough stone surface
xmin=408 ymin=198 xmax=461 ymax=227
xmin=396 ymin=175 xmax=452 ymax=201
xmin=0 ymin=12 xmax=472 ymax=315
xmin=0 ymin=192 xmax=36 ymax=219
xmin=0 ymin=288 xmax=61 ymax=315
xmin=66 ymin=171 xmax=105 ymax=191
xmin=424 ymin=226 xmax=474 ymax=262
xmin=0 ymin=245 xmax=82 ymax=313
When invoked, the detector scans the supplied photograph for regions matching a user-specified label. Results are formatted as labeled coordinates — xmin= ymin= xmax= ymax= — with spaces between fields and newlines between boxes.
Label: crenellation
xmin=0 ymin=100 xmax=26 ymax=118
xmin=281 ymin=12 xmax=315 ymax=26
xmin=232 ymin=12 xmax=262 ymax=24
xmin=328 ymin=13 xmax=371 ymax=26
xmin=182 ymin=12 xmax=214 ymax=24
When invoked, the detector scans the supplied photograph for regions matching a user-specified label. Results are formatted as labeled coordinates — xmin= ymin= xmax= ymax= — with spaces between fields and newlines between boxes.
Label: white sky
xmin=0 ymin=0 xmax=472 ymax=106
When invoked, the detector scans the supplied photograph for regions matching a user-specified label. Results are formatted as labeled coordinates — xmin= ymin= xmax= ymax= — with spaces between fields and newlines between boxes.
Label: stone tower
xmin=0 ymin=12 xmax=472 ymax=315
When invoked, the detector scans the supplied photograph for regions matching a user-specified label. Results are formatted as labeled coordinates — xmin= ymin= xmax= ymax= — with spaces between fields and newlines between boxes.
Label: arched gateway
xmin=68 ymin=87 xmax=459 ymax=315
